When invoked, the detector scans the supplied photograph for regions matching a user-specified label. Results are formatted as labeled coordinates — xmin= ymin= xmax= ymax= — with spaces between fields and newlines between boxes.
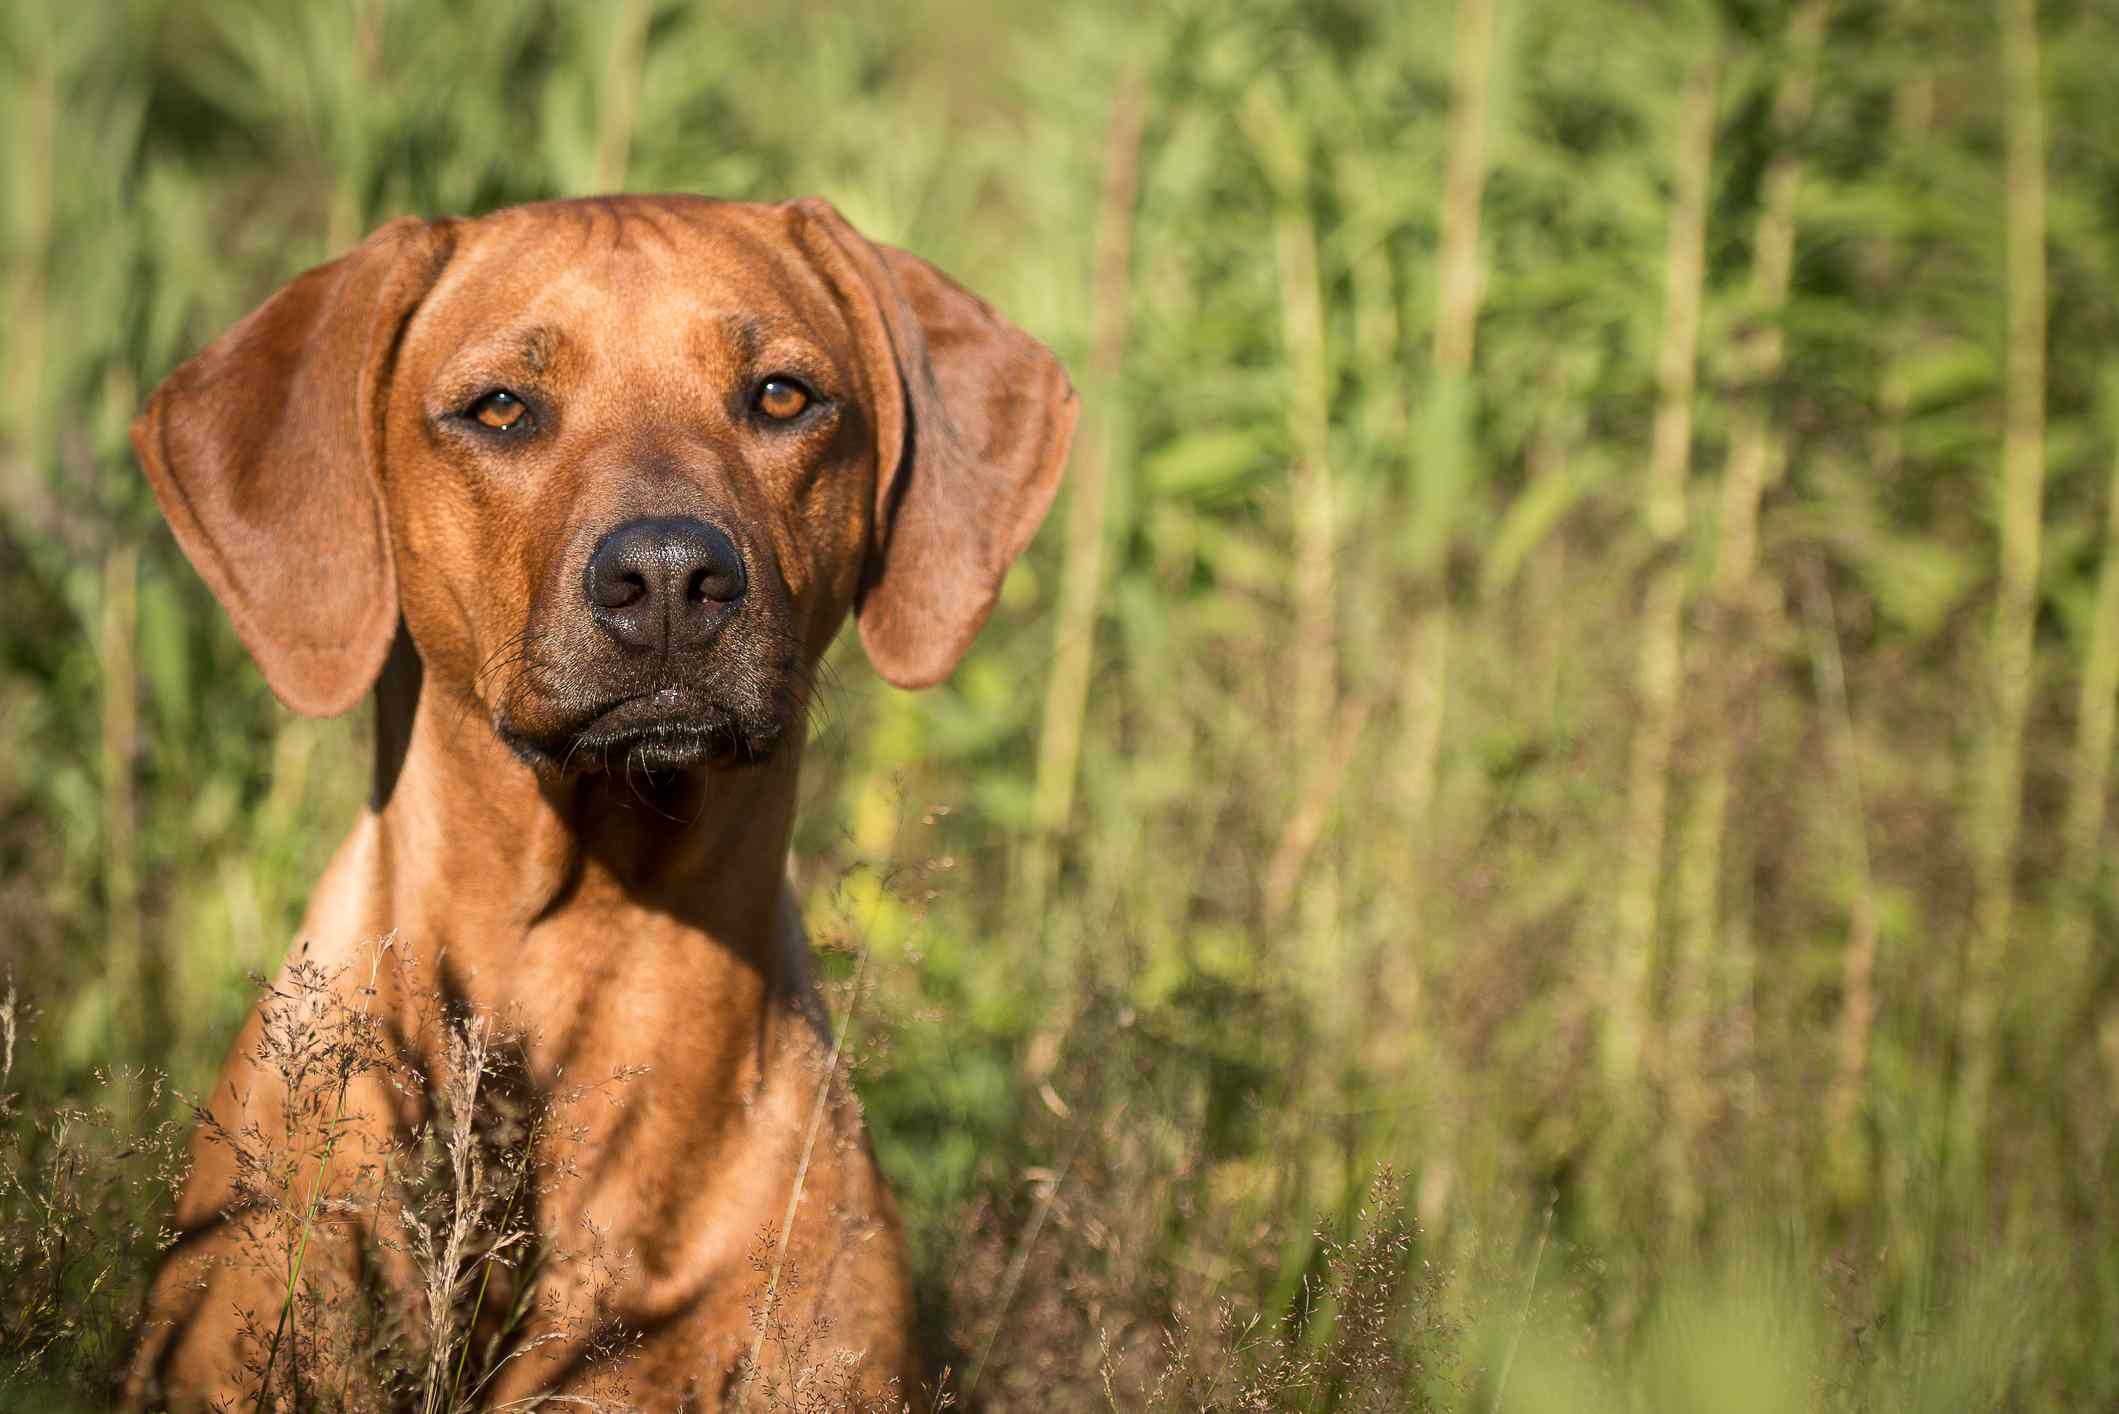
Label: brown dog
xmin=122 ymin=195 xmax=1075 ymax=1409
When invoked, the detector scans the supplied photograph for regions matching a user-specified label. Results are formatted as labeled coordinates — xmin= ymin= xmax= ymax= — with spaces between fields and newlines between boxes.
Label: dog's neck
xmin=365 ymin=627 xmax=804 ymax=985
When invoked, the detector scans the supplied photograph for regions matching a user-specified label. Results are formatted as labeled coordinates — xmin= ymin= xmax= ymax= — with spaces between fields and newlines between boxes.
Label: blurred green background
xmin=4 ymin=0 xmax=2118 ymax=1407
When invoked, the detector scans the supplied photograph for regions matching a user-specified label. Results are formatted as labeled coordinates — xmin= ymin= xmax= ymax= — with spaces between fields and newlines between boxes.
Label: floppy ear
xmin=132 ymin=217 xmax=454 ymax=716
xmin=788 ymin=198 xmax=1079 ymax=690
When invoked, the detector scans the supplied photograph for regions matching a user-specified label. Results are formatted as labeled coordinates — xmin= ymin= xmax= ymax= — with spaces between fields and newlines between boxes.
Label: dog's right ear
xmin=133 ymin=217 xmax=454 ymax=717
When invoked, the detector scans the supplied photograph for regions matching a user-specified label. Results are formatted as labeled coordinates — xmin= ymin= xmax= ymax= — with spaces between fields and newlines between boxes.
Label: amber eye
xmin=471 ymin=390 xmax=530 ymax=431
xmin=756 ymin=377 xmax=811 ymax=421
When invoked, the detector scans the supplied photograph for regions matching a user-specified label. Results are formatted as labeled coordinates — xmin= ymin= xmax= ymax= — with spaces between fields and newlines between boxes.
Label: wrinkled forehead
xmin=400 ymin=198 xmax=855 ymax=385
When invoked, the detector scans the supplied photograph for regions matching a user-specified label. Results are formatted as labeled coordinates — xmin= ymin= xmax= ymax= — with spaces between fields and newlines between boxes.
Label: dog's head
xmin=133 ymin=196 xmax=1076 ymax=773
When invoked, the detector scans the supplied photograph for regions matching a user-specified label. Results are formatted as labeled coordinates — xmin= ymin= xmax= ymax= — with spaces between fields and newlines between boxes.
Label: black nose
xmin=584 ymin=516 xmax=747 ymax=654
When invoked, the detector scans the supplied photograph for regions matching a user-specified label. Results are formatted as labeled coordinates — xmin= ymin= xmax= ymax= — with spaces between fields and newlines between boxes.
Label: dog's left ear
xmin=788 ymin=198 xmax=1079 ymax=690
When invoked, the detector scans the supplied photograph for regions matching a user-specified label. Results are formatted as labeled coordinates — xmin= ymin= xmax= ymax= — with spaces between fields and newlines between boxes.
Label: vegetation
xmin=4 ymin=0 xmax=2118 ymax=1406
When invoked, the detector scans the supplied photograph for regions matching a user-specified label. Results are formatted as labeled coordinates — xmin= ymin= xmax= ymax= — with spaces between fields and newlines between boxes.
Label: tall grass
xmin=3 ymin=0 xmax=2118 ymax=1407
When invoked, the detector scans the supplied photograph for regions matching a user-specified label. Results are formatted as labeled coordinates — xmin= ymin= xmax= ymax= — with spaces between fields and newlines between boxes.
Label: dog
xmin=122 ymin=194 xmax=1076 ymax=1409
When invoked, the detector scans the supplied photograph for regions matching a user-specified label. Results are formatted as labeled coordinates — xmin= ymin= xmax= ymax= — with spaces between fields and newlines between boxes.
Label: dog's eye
xmin=470 ymin=390 xmax=531 ymax=432
xmin=755 ymin=377 xmax=811 ymax=422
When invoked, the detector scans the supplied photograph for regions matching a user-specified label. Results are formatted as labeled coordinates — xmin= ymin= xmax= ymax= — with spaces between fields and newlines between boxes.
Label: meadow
xmin=3 ymin=0 xmax=2117 ymax=1407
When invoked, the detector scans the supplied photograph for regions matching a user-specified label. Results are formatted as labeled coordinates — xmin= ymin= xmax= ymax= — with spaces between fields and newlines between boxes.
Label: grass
xmin=4 ymin=0 xmax=2119 ymax=1407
